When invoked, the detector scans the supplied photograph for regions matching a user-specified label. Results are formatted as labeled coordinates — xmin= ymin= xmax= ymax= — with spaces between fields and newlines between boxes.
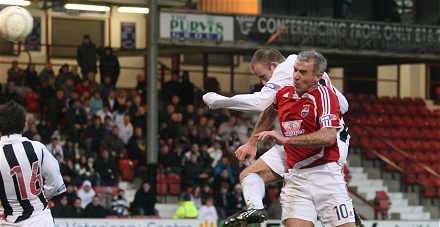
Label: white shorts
xmin=260 ymin=142 xmax=348 ymax=177
xmin=280 ymin=162 xmax=355 ymax=227
xmin=0 ymin=208 xmax=54 ymax=227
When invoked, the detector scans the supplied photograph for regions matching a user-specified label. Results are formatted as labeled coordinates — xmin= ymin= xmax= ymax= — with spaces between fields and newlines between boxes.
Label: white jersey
xmin=0 ymin=134 xmax=66 ymax=224
xmin=203 ymin=55 xmax=297 ymax=112
xmin=203 ymin=54 xmax=349 ymax=114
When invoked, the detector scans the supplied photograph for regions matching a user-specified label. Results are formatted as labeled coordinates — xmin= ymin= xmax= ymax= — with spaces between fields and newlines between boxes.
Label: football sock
xmin=241 ymin=173 xmax=265 ymax=210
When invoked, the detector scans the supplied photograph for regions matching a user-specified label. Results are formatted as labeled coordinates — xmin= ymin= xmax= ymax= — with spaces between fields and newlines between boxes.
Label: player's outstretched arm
xmin=236 ymin=105 xmax=278 ymax=166
xmin=203 ymin=88 xmax=276 ymax=112
xmin=40 ymin=144 xmax=66 ymax=200
xmin=256 ymin=127 xmax=337 ymax=148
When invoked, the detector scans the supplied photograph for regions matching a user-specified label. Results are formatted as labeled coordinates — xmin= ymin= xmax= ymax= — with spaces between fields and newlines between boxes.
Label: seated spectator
xmin=76 ymin=79 xmax=92 ymax=101
xmin=112 ymin=104 xmax=127 ymax=126
xmin=172 ymin=194 xmax=199 ymax=219
xmin=62 ymin=137 xmax=75 ymax=161
xmin=84 ymin=195 xmax=107 ymax=218
xmin=77 ymin=180 xmax=96 ymax=209
xmin=101 ymin=75 xmax=115 ymax=100
xmin=63 ymin=183 xmax=79 ymax=206
xmin=25 ymin=63 xmax=40 ymax=92
xmin=91 ymin=91 xmax=103 ymax=114
xmin=40 ymin=75 xmax=56 ymax=117
xmin=47 ymin=89 xmax=67 ymax=130
xmin=46 ymin=137 xmax=64 ymax=162
xmin=96 ymin=104 xmax=113 ymax=124
xmin=127 ymin=126 xmax=147 ymax=166
xmin=267 ymin=194 xmax=281 ymax=219
xmin=93 ymin=149 xmax=119 ymax=186
xmin=112 ymin=189 xmax=129 ymax=217
xmin=65 ymin=98 xmax=88 ymax=144
xmin=59 ymin=158 xmax=82 ymax=186
xmin=83 ymin=97 xmax=94 ymax=122
xmin=101 ymin=126 xmax=126 ymax=159
xmin=38 ymin=61 xmax=54 ymax=85
xmin=103 ymin=89 xmax=119 ymax=113
xmin=7 ymin=60 xmax=26 ymax=90
xmin=183 ymin=153 xmax=211 ymax=188
xmin=37 ymin=117 xmax=53 ymax=145
xmin=23 ymin=121 xmax=38 ymax=140
xmin=208 ymin=141 xmax=223 ymax=168
xmin=98 ymin=186 xmax=114 ymax=212
xmin=71 ymin=198 xmax=85 ymax=218
xmin=75 ymin=155 xmax=100 ymax=186
xmin=189 ymin=185 xmax=203 ymax=209
xmin=0 ymin=81 xmax=24 ymax=106
xmin=117 ymin=114 xmax=133 ymax=145
xmin=83 ymin=116 xmax=107 ymax=158
xmin=214 ymin=182 xmax=235 ymax=219
xmin=200 ymin=183 xmax=213 ymax=205
xmin=134 ymin=74 xmax=146 ymax=102
xmin=55 ymin=63 xmax=73 ymax=88
xmin=117 ymin=89 xmax=128 ymax=106
xmin=213 ymin=168 xmax=235 ymax=192
xmin=197 ymin=196 xmax=218 ymax=220
xmin=51 ymin=195 xmax=72 ymax=218
xmin=131 ymin=105 xmax=146 ymax=132
xmin=131 ymin=182 xmax=156 ymax=216
xmin=158 ymin=144 xmax=174 ymax=174
xmin=213 ymin=155 xmax=234 ymax=183
xmin=103 ymin=115 xmax=113 ymax=133
xmin=231 ymin=183 xmax=246 ymax=214
xmin=60 ymin=78 xmax=76 ymax=101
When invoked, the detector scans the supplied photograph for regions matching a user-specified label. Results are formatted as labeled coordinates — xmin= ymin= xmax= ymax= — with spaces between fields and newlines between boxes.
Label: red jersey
xmin=273 ymin=85 xmax=342 ymax=169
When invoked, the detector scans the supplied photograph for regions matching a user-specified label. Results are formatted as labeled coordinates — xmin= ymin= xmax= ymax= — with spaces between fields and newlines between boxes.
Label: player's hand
xmin=255 ymin=130 xmax=286 ymax=145
xmin=202 ymin=92 xmax=220 ymax=109
xmin=235 ymin=142 xmax=258 ymax=167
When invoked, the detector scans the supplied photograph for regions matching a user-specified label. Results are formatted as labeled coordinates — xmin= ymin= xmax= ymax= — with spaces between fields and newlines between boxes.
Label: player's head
xmin=0 ymin=101 xmax=26 ymax=136
xmin=250 ymin=48 xmax=286 ymax=84
xmin=296 ymin=50 xmax=327 ymax=76
xmin=294 ymin=50 xmax=327 ymax=96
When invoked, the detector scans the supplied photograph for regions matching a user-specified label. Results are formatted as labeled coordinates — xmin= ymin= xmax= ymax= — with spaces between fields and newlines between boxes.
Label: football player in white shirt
xmin=0 ymin=101 xmax=66 ymax=226
xmin=203 ymin=48 xmax=362 ymax=227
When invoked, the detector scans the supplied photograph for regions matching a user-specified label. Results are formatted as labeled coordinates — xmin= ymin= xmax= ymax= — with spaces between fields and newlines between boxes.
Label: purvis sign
xmin=160 ymin=12 xmax=234 ymax=41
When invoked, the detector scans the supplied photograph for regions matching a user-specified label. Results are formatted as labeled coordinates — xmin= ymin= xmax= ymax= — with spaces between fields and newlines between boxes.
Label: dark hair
xmin=0 ymin=101 xmax=26 ymax=136
xmin=250 ymin=48 xmax=286 ymax=72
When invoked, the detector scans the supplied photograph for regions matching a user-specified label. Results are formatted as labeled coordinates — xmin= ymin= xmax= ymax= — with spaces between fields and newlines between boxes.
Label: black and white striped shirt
xmin=0 ymin=134 xmax=65 ymax=223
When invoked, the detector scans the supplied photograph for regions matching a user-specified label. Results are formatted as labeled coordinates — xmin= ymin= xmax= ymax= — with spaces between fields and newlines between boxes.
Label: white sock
xmin=241 ymin=173 xmax=265 ymax=209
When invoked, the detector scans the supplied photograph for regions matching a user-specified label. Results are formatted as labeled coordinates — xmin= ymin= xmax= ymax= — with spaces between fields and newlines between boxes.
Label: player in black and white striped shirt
xmin=0 ymin=101 xmax=66 ymax=226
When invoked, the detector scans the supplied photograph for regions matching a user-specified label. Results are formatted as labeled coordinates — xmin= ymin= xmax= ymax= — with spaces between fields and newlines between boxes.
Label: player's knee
xmin=239 ymin=168 xmax=251 ymax=182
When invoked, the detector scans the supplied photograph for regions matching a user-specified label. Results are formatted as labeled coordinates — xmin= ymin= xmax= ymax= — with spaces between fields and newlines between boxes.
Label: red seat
xmin=25 ymin=91 xmax=40 ymax=112
xmin=166 ymin=174 xmax=182 ymax=195
xmin=118 ymin=159 xmax=138 ymax=181
xmin=94 ymin=186 xmax=119 ymax=196
xmin=156 ymin=172 xmax=168 ymax=195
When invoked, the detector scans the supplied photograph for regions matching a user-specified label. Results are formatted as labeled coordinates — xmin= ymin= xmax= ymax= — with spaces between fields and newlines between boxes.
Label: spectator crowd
xmin=2 ymin=47 xmax=279 ymax=219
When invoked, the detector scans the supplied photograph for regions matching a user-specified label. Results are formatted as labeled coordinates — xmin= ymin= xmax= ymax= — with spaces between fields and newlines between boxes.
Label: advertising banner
xmin=121 ymin=22 xmax=136 ymax=49
xmin=55 ymin=218 xmax=217 ymax=227
xmin=234 ymin=15 xmax=440 ymax=55
xmin=160 ymin=12 xmax=234 ymax=41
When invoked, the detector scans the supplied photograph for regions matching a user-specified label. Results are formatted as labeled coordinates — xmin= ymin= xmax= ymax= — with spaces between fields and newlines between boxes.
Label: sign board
xmin=54 ymin=218 xmax=217 ymax=227
xmin=233 ymin=15 xmax=440 ymax=55
xmin=262 ymin=220 xmax=440 ymax=227
xmin=160 ymin=12 xmax=234 ymax=41
xmin=121 ymin=22 xmax=136 ymax=49
xmin=25 ymin=17 xmax=41 ymax=51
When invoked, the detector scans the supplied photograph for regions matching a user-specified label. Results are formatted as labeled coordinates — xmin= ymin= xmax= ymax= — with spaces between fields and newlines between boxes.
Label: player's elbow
xmin=323 ymin=136 xmax=336 ymax=147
